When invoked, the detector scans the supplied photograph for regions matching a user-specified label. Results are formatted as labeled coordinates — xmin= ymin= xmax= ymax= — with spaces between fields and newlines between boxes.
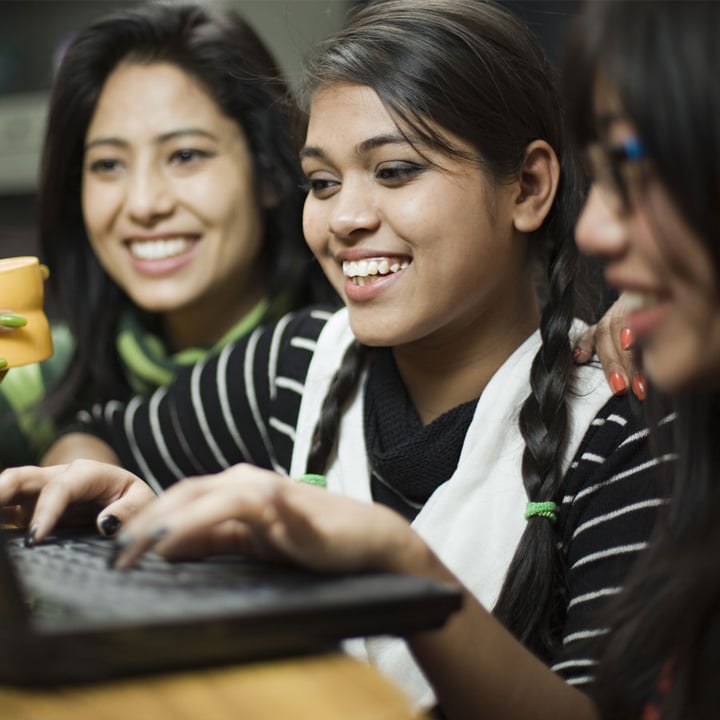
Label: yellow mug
xmin=0 ymin=256 xmax=53 ymax=368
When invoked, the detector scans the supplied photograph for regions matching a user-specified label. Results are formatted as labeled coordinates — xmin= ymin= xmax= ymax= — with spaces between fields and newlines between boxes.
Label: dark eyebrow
xmin=85 ymin=128 xmax=218 ymax=152
xmin=299 ymin=133 xmax=411 ymax=162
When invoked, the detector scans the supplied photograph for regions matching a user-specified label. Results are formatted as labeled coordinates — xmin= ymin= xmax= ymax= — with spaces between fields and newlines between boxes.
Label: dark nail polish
xmin=24 ymin=523 xmax=38 ymax=548
xmin=108 ymin=533 xmax=132 ymax=568
xmin=99 ymin=514 xmax=122 ymax=537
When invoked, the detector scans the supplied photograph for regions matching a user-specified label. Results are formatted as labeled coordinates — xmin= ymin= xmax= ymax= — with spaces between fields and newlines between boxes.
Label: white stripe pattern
xmin=565 ymin=675 xmax=594 ymax=686
xmin=291 ymin=337 xmax=318 ymax=353
xmin=191 ymin=359 xmax=229 ymax=468
xmin=563 ymin=627 xmax=609 ymax=645
xmin=275 ymin=376 xmax=305 ymax=396
xmin=244 ymin=328 xmax=279 ymax=471
xmin=268 ymin=313 xmax=293 ymax=402
xmin=563 ymin=454 xmax=674 ymax=504
xmin=217 ymin=343 xmax=252 ymax=461
xmin=148 ymin=387 xmax=184 ymax=482
xmin=551 ymin=658 xmax=598 ymax=672
xmin=567 ymin=586 xmax=621 ymax=609
xmin=619 ymin=427 xmax=649 ymax=447
xmin=571 ymin=542 xmax=648 ymax=570
xmin=572 ymin=498 xmax=668 ymax=539
xmin=126 ymin=396 xmax=163 ymax=495
xmin=269 ymin=416 xmax=296 ymax=442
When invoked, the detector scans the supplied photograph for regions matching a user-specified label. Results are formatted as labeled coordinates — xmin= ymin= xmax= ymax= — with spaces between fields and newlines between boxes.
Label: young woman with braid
xmin=0 ymin=1 xmax=668 ymax=716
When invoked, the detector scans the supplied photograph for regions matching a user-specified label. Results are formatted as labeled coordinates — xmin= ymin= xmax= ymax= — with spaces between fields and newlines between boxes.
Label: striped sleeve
xmin=551 ymin=393 xmax=675 ymax=687
xmin=73 ymin=307 xmax=333 ymax=491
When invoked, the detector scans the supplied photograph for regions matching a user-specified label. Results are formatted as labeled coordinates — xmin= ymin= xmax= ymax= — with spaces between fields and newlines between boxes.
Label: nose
xmin=327 ymin=182 xmax=381 ymax=241
xmin=124 ymin=162 xmax=175 ymax=225
xmin=575 ymin=185 xmax=628 ymax=261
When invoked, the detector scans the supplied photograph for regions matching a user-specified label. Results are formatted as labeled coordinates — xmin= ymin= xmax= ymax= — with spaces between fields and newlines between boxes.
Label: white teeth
xmin=621 ymin=291 xmax=656 ymax=311
xmin=129 ymin=238 xmax=194 ymax=261
xmin=342 ymin=257 xmax=409 ymax=281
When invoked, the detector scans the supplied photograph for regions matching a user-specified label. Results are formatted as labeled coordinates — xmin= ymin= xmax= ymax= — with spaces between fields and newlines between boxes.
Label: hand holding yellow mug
xmin=0 ymin=257 xmax=53 ymax=375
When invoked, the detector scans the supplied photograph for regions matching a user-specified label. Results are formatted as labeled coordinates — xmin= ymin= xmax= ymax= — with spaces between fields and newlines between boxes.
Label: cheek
xmin=192 ymin=173 xmax=261 ymax=239
xmin=302 ymin=199 xmax=326 ymax=258
xmin=81 ymin=180 xmax=109 ymax=237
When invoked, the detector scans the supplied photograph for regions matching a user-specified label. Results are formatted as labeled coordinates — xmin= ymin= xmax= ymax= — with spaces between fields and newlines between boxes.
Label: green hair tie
xmin=525 ymin=501 xmax=557 ymax=523
xmin=297 ymin=473 xmax=327 ymax=488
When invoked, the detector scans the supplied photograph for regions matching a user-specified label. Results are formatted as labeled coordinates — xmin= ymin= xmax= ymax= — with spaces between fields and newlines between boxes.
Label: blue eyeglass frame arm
xmin=614 ymin=136 xmax=646 ymax=161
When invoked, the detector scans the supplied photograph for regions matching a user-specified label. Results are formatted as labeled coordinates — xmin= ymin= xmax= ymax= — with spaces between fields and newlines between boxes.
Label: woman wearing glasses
xmin=568 ymin=2 xmax=720 ymax=717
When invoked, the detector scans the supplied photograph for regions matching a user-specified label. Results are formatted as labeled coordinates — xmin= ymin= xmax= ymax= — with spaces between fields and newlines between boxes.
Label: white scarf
xmin=290 ymin=307 xmax=612 ymax=710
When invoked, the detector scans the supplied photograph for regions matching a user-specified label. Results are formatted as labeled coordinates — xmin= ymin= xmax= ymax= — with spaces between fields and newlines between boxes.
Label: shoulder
xmin=567 ymin=392 xmax=653 ymax=472
xmin=227 ymin=305 xmax=340 ymax=408
xmin=258 ymin=305 xmax=339 ymax=372
xmin=275 ymin=305 xmax=339 ymax=347
xmin=558 ymin=392 xmax=673 ymax=547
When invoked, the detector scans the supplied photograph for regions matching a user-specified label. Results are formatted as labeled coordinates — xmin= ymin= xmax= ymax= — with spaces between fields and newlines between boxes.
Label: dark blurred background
xmin=0 ymin=0 xmax=579 ymax=286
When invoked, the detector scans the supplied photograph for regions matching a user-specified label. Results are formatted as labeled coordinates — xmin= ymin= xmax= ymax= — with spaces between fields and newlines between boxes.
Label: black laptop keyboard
xmin=5 ymin=532 xmax=319 ymax=625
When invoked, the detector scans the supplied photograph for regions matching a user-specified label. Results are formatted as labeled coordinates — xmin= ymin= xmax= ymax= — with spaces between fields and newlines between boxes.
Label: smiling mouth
xmin=127 ymin=237 xmax=196 ymax=261
xmin=342 ymin=257 xmax=410 ymax=286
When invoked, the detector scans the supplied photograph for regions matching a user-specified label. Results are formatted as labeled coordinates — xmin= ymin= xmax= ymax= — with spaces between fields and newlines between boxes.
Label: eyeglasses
xmin=584 ymin=137 xmax=647 ymax=211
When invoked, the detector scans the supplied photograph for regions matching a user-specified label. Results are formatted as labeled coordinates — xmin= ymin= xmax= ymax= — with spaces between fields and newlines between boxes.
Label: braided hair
xmin=298 ymin=0 xmax=587 ymax=659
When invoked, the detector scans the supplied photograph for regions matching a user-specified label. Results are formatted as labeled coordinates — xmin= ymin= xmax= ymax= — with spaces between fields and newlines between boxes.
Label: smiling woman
xmin=81 ymin=60 xmax=267 ymax=350
xmin=0 ymin=2 xmax=336 ymax=467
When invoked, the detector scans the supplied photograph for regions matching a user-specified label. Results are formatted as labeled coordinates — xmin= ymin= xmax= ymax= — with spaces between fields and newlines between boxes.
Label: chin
xmin=644 ymin=356 xmax=710 ymax=396
xmin=132 ymin=297 xmax=188 ymax=315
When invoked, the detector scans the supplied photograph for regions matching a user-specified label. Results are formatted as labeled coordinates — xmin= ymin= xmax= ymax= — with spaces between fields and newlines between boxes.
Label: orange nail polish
xmin=572 ymin=346 xmax=583 ymax=361
xmin=632 ymin=374 xmax=647 ymax=400
xmin=610 ymin=372 xmax=628 ymax=395
xmin=620 ymin=327 xmax=634 ymax=351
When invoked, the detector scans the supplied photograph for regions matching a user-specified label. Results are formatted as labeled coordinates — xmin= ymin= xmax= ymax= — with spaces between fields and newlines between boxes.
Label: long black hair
xmin=300 ymin=0 xmax=589 ymax=660
xmin=38 ymin=1 xmax=334 ymax=423
xmin=564 ymin=2 xmax=720 ymax=718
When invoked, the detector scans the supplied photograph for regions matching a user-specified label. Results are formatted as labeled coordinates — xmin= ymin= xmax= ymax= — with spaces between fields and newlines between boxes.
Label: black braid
xmin=305 ymin=341 xmax=370 ymax=475
xmin=493 ymin=217 xmax=580 ymax=661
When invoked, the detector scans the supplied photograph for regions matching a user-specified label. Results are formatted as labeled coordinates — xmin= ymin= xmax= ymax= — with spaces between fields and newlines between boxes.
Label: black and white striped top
xmin=76 ymin=305 xmax=671 ymax=687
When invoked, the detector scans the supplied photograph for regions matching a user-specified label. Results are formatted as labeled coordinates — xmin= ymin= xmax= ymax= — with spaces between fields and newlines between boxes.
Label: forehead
xmin=88 ymin=61 xmax=231 ymax=136
xmin=592 ymin=74 xmax=636 ymax=141
xmin=302 ymin=82 xmax=474 ymax=164
xmin=305 ymin=84 xmax=399 ymax=146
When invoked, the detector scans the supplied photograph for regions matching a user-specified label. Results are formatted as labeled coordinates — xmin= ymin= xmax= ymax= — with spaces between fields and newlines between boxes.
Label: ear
xmin=512 ymin=139 xmax=560 ymax=233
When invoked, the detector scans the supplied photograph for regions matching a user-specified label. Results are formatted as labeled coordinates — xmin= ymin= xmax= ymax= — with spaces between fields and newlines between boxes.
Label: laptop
xmin=0 ymin=526 xmax=461 ymax=687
